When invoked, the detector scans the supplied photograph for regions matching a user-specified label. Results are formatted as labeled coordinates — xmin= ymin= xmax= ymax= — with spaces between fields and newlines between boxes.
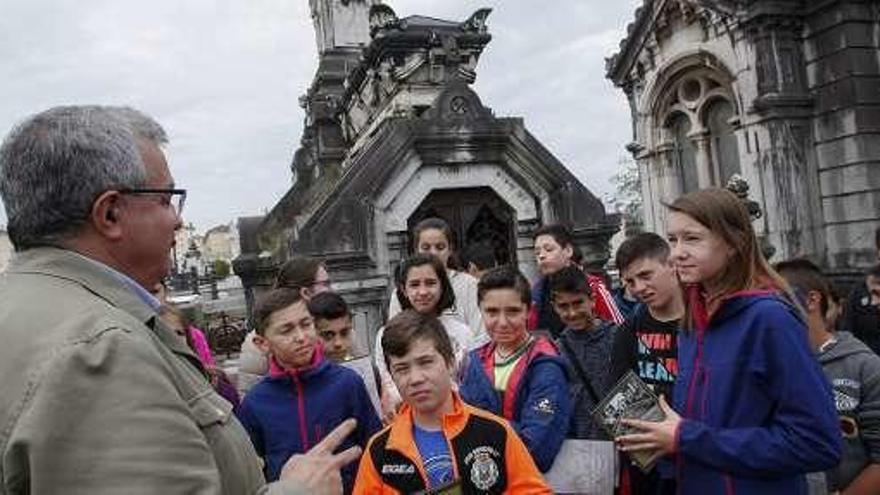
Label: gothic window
xmin=669 ymin=112 xmax=699 ymax=193
xmin=655 ymin=67 xmax=741 ymax=193
xmin=705 ymin=98 xmax=741 ymax=185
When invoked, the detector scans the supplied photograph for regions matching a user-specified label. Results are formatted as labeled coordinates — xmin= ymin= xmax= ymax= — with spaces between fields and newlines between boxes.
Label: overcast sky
xmin=0 ymin=0 xmax=643 ymax=232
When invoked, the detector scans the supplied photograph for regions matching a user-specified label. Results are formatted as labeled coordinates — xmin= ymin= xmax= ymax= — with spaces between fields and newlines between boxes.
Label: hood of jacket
xmin=818 ymin=331 xmax=875 ymax=364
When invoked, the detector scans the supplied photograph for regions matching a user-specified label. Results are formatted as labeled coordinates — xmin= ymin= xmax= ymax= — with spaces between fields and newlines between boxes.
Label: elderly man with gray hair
xmin=0 ymin=105 xmax=359 ymax=495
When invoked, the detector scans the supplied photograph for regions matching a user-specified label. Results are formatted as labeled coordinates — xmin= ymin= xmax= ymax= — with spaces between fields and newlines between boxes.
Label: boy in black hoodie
xmin=778 ymin=259 xmax=880 ymax=494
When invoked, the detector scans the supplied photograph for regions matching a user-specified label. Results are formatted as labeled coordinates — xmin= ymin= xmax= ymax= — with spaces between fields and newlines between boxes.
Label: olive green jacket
xmin=0 ymin=248 xmax=303 ymax=494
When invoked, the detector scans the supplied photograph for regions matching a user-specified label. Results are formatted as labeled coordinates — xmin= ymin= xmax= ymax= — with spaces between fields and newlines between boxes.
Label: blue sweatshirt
xmin=673 ymin=293 xmax=842 ymax=494
xmin=238 ymin=357 xmax=382 ymax=494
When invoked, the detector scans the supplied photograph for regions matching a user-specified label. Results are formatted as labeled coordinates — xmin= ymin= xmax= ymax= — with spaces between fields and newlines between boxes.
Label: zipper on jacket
xmin=684 ymin=327 xmax=706 ymax=417
xmin=443 ymin=431 xmax=460 ymax=486
xmin=724 ymin=473 xmax=735 ymax=495
xmin=291 ymin=373 xmax=310 ymax=450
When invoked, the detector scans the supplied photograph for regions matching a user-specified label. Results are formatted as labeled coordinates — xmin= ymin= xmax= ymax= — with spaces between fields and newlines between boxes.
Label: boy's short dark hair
xmin=548 ymin=266 xmax=592 ymax=298
xmin=615 ymin=233 xmax=671 ymax=273
xmin=875 ymin=226 xmax=880 ymax=250
xmin=775 ymin=259 xmax=832 ymax=316
xmin=462 ymin=241 xmax=497 ymax=271
xmin=382 ymin=310 xmax=454 ymax=369
xmin=307 ymin=291 xmax=350 ymax=321
xmin=254 ymin=288 xmax=304 ymax=336
xmin=477 ymin=266 xmax=531 ymax=305
xmin=532 ymin=224 xmax=573 ymax=248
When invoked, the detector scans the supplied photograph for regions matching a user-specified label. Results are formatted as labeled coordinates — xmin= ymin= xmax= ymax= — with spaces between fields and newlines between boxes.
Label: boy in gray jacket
xmin=778 ymin=259 xmax=880 ymax=494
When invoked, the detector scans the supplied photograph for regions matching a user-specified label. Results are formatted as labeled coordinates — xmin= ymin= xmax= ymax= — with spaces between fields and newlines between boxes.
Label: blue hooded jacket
xmin=673 ymin=293 xmax=842 ymax=494
xmin=238 ymin=354 xmax=382 ymax=494
xmin=459 ymin=336 xmax=572 ymax=472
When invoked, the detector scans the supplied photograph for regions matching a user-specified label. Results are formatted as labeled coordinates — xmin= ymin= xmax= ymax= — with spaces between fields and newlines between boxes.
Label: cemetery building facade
xmin=607 ymin=0 xmax=880 ymax=277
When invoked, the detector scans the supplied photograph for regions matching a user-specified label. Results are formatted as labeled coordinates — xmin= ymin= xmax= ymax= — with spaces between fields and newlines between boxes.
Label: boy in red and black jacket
xmin=529 ymin=224 xmax=623 ymax=337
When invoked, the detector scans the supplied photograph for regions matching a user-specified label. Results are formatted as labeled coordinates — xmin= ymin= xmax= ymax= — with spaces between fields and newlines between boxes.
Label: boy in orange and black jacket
xmin=353 ymin=310 xmax=549 ymax=494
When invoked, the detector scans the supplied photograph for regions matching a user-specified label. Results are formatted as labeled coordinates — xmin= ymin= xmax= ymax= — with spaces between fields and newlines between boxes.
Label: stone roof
xmin=605 ymin=0 xmax=652 ymax=85
xmin=205 ymin=224 xmax=231 ymax=237
xmin=399 ymin=15 xmax=460 ymax=29
xmin=605 ymin=0 xmax=743 ymax=85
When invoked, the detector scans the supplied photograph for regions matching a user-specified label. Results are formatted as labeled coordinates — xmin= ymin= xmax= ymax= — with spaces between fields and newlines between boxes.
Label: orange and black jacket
xmin=353 ymin=393 xmax=551 ymax=494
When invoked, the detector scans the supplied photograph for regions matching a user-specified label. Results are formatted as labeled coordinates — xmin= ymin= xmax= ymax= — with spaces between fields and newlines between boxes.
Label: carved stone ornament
xmin=725 ymin=174 xmax=762 ymax=220
xmin=450 ymin=95 xmax=469 ymax=115
xmin=369 ymin=4 xmax=399 ymax=36
xmin=461 ymin=8 xmax=492 ymax=33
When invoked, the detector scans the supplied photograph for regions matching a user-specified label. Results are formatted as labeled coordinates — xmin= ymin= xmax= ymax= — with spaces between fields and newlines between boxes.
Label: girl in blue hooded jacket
xmin=618 ymin=188 xmax=842 ymax=495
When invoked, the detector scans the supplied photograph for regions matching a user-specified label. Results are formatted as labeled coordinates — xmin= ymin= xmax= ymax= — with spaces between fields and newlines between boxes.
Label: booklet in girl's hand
xmin=591 ymin=370 xmax=666 ymax=472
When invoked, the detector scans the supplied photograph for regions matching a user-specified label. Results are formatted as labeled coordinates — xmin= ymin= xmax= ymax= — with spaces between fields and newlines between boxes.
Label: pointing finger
xmin=328 ymin=445 xmax=363 ymax=470
xmin=311 ymin=418 xmax=357 ymax=455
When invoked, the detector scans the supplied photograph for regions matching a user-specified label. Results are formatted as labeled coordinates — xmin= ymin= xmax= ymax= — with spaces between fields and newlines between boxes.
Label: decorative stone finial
xmin=462 ymin=8 xmax=492 ymax=33
xmin=369 ymin=4 xmax=399 ymax=37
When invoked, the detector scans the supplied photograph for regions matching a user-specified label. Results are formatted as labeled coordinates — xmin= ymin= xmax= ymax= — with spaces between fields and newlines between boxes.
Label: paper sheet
xmin=544 ymin=439 xmax=617 ymax=495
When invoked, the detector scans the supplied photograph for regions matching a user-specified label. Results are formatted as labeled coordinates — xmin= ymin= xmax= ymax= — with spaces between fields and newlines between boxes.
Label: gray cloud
xmin=0 ymin=0 xmax=642 ymax=230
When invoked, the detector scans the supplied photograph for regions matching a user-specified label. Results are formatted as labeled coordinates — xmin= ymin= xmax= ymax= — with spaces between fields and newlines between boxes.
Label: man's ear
xmin=562 ymin=244 xmax=574 ymax=260
xmin=90 ymin=190 xmax=124 ymax=240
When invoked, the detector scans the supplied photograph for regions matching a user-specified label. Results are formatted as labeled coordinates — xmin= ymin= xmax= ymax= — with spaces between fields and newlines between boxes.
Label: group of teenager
xmin=231 ymin=187 xmax=879 ymax=495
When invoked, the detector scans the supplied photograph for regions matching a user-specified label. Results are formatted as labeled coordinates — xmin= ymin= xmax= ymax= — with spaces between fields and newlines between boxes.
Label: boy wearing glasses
xmin=238 ymin=288 xmax=382 ymax=494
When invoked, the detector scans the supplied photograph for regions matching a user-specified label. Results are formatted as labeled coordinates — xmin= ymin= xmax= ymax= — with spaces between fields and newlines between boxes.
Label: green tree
xmin=212 ymin=259 xmax=231 ymax=279
xmin=608 ymin=157 xmax=643 ymax=235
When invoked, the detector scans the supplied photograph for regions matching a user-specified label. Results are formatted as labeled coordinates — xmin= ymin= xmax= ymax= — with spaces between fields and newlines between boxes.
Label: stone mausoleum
xmin=607 ymin=0 xmax=880 ymax=279
xmin=234 ymin=0 xmax=617 ymax=353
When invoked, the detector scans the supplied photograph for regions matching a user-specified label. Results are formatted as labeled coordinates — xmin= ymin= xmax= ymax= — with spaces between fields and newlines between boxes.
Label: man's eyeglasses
xmin=119 ymin=188 xmax=187 ymax=215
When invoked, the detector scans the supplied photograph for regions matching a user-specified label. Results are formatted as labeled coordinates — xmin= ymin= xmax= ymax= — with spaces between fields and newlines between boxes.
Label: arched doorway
xmin=407 ymin=187 xmax=516 ymax=268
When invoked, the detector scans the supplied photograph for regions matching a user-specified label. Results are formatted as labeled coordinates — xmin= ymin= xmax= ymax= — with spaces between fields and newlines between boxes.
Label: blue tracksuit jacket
xmin=673 ymin=293 xmax=842 ymax=494
xmin=238 ymin=357 xmax=382 ymax=494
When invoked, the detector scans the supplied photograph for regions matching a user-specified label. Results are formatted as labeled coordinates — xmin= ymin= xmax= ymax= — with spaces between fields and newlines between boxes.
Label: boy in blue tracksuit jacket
xmin=459 ymin=335 xmax=571 ymax=472
xmin=238 ymin=288 xmax=382 ymax=494
xmin=671 ymin=292 xmax=842 ymax=494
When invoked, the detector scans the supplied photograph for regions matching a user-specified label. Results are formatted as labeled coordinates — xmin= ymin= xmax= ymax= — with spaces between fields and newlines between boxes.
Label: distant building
xmin=607 ymin=0 xmax=880 ymax=275
xmin=236 ymin=1 xmax=618 ymax=347
xmin=174 ymin=223 xmax=203 ymax=273
xmin=203 ymin=223 xmax=240 ymax=265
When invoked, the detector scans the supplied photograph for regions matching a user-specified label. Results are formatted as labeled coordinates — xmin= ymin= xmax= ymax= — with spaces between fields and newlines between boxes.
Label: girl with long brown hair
xmin=618 ymin=188 xmax=841 ymax=495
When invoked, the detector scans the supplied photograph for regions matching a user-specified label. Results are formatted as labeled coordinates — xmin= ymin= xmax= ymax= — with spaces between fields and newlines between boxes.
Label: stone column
xmin=655 ymin=144 xmax=676 ymax=232
xmin=691 ymin=132 xmax=714 ymax=188
xmin=637 ymin=156 xmax=657 ymax=232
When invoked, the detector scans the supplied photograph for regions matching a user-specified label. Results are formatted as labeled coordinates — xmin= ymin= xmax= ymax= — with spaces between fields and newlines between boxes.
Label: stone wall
xmin=805 ymin=0 xmax=880 ymax=270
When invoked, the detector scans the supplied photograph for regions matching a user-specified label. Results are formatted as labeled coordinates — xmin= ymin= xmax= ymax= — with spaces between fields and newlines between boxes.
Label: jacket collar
xmin=267 ymin=343 xmax=328 ymax=381
xmin=8 ymin=247 xmax=157 ymax=322
xmin=387 ymin=392 xmax=470 ymax=458
xmin=6 ymin=247 xmax=196 ymax=359
xmin=686 ymin=281 xmax=780 ymax=333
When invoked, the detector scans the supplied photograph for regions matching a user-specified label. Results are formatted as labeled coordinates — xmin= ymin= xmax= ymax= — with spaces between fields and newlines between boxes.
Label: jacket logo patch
xmin=533 ymin=397 xmax=555 ymax=415
xmin=833 ymin=389 xmax=860 ymax=412
xmin=468 ymin=449 xmax=500 ymax=490
xmin=381 ymin=464 xmax=415 ymax=474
